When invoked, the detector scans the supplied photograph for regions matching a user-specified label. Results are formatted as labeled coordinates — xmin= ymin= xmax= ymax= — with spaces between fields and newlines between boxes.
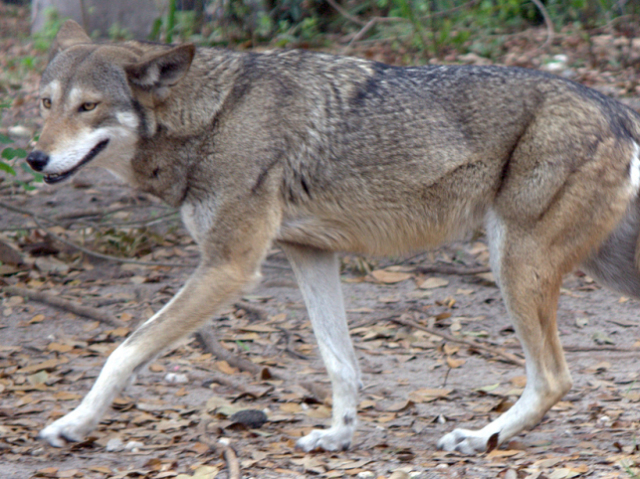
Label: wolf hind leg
xmin=281 ymin=243 xmax=361 ymax=452
xmin=438 ymin=223 xmax=572 ymax=454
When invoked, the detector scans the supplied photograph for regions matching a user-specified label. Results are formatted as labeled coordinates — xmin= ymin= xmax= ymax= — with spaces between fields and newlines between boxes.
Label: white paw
xmin=437 ymin=428 xmax=493 ymax=455
xmin=296 ymin=426 xmax=355 ymax=452
xmin=39 ymin=409 xmax=97 ymax=447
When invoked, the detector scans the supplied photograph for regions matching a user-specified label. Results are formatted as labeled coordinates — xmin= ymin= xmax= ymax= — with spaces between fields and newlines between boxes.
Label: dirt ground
xmin=1 ymin=5 xmax=639 ymax=479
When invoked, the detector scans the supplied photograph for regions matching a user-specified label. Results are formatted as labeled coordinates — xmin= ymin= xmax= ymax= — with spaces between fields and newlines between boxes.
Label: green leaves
xmin=1 ymin=147 xmax=27 ymax=160
xmin=0 ymin=161 xmax=16 ymax=176
xmin=1 ymin=147 xmax=27 ymax=179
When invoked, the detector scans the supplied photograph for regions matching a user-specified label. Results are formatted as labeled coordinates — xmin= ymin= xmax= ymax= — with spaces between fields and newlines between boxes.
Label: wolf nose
xmin=26 ymin=151 xmax=50 ymax=171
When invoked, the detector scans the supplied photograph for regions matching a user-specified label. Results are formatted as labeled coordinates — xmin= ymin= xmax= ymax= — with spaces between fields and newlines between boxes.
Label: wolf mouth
xmin=44 ymin=139 xmax=110 ymax=184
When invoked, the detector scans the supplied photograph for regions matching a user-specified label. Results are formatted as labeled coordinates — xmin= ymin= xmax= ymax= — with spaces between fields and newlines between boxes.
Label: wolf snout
xmin=26 ymin=150 xmax=50 ymax=171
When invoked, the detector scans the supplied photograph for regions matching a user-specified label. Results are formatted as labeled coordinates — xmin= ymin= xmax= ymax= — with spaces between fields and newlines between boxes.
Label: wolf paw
xmin=39 ymin=410 xmax=96 ymax=447
xmin=296 ymin=426 xmax=354 ymax=452
xmin=437 ymin=428 xmax=492 ymax=455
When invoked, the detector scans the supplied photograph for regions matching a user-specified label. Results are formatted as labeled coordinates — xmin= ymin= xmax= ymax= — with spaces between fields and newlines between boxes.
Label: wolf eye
xmin=79 ymin=102 xmax=98 ymax=112
xmin=42 ymin=98 xmax=52 ymax=109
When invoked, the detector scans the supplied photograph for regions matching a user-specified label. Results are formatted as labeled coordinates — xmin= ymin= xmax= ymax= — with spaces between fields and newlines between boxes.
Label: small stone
xmin=504 ymin=469 xmax=517 ymax=479
xmin=164 ymin=372 xmax=188 ymax=384
xmin=228 ymin=409 xmax=268 ymax=429
xmin=105 ymin=437 xmax=124 ymax=452
xmin=30 ymin=447 xmax=45 ymax=456
xmin=125 ymin=440 xmax=143 ymax=452
xmin=356 ymin=472 xmax=374 ymax=479
xmin=8 ymin=125 xmax=34 ymax=138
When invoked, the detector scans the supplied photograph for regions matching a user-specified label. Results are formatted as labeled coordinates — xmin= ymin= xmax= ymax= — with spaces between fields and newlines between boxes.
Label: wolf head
xmin=27 ymin=20 xmax=195 ymax=184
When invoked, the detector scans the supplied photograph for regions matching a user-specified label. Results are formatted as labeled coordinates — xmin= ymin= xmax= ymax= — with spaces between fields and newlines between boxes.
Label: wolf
xmin=27 ymin=20 xmax=640 ymax=454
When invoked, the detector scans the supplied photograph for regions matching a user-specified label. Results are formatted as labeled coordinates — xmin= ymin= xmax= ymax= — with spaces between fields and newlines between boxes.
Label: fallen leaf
xmin=475 ymin=383 xmax=500 ymax=393
xmin=446 ymin=357 xmax=465 ymax=368
xmin=192 ymin=465 xmax=220 ymax=479
xmin=370 ymin=270 xmax=412 ymax=284
xmin=408 ymin=388 xmax=452 ymax=403
xmin=280 ymin=403 xmax=303 ymax=414
xmin=239 ymin=324 xmax=278 ymax=333
xmin=385 ymin=400 xmax=414 ymax=412
xmin=215 ymin=360 xmax=239 ymax=375
xmin=47 ymin=342 xmax=73 ymax=353
xmin=476 ymin=272 xmax=496 ymax=285
xmin=29 ymin=314 xmax=45 ymax=324
xmin=419 ymin=277 xmax=449 ymax=289
xmin=16 ymin=357 xmax=68 ymax=374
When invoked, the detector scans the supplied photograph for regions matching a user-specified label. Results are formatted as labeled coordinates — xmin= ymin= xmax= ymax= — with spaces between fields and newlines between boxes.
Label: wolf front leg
xmin=39 ymin=262 xmax=259 ymax=447
xmin=282 ymin=244 xmax=362 ymax=452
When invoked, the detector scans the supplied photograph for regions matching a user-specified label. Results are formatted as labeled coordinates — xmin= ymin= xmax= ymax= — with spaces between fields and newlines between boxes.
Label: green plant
xmin=0 ymin=100 xmax=43 ymax=191
xmin=108 ymin=22 xmax=133 ymax=41
xmin=32 ymin=7 xmax=67 ymax=52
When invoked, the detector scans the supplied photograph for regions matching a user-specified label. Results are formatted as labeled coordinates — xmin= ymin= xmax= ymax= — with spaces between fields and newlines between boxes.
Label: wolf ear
xmin=48 ymin=20 xmax=92 ymax=61
xmin=125 ymin=44 xmax=196 ymax=95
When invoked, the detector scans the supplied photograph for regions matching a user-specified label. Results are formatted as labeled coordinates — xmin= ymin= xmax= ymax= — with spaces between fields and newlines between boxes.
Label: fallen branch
xmin=195 ymin=328 xmax=264 ymax=376
xmin=0 ymin=200 xmax=197 ymax=268
xmin=53 ymin=205 xmax=136 ymax=221
xmin=412 ymin=264 xmax=490 ymax=275
xmin=220 ymin=442 xmax=241 ymax=479
xmin=4 ymin=285 xmax=122 ymax=326
xmin=277 ymin=326 xmax=310 ymax=360
xmin=195 ymin=327 xmax=331 ymax=403
xmin=547 ymin=345 xmax=638 ymax=353
xmin=391 ymin=315 xmax=525 ymax=367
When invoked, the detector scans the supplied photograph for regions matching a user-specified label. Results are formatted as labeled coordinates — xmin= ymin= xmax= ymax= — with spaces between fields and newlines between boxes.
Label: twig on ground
xmin=543 ymin=345 xmax=638 ymax=353
xmin=0 ymin=200 xmax=197 ymax=268
xmin=197 ymin=416 xmax=218 ymax=450
xmin=33 ymin=214 xmax=196 ymax=268
xmin=391 ymin=315 xmax=525 ymax=367
xmin=4 ymin=285 xmax=122 ymax=326
xmin=53 ymin=205 xmax=138 ymax=221
xmin=195 ymin=328 xmax=264 ymax=376
xmin=277 ymin=326 xmax=309 ymax=360
xmin=412 ymin=264 xmax=490 ymax=275
xmin=220 ymin=442 xmax=241 ymax=479
xmin=195 ymin=326 xmax=330 ymax=401
xmin=198 ymin=411 xmax=249 ymax=479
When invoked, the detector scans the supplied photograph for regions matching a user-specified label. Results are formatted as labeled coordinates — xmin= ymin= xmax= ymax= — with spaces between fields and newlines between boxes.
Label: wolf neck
xmin=152 ymin=49 xmax=244 ymax=136
xmin=130 ymin=49 xmax=244 ymax=207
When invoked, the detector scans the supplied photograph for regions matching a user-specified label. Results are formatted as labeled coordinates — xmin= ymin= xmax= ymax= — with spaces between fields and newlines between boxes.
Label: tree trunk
xmin=31 ymin=0 xmax=161 ymax=40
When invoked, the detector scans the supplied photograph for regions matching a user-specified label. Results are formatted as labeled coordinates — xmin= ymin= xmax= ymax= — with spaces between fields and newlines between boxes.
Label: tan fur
xmin=30 ymin=20 xmax=640 ymax=454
